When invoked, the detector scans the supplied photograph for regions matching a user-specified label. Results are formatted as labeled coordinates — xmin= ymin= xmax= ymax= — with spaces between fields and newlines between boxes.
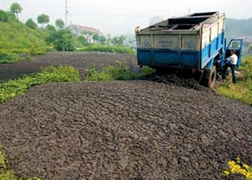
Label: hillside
xmin=226 ymin=18 xmax=252 ymax=39
xmin=0 ymin=16 xmax=48 ymax=54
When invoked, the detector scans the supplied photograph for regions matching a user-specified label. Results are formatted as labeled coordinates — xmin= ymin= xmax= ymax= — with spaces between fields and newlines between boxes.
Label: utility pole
xmin=65 ymin=0 xmax=68 ymax=25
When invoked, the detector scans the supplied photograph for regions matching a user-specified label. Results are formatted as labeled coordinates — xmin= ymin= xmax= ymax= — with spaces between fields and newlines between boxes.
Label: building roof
xmin=68 ymin=24 xmax=102 ymax=34
xmin=238 ymin=36 xmax=252 ymax=43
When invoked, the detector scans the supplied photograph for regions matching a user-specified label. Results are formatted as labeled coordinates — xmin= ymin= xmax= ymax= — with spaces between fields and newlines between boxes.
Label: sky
xmin=1 ymin=0 xmax=252 ymax=35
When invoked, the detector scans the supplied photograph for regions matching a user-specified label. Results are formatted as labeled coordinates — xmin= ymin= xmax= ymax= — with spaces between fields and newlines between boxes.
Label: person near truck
xmin=223 ymin=50 xmax=238 ymax=83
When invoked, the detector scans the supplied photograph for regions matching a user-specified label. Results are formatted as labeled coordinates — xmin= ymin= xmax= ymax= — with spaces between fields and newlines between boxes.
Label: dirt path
xmin=0 ymin=81 xmax=251 ymax=180
xmin=0 ymin=52 xmax=137 ymax=82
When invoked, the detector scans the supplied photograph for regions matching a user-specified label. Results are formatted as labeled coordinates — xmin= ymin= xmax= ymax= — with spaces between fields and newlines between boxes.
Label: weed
xmin=0 ymin=66 xmax=80 ymax=103
xmin=86 ymin=61 xmax=155 ymax=81
xmin=0 ymin=53 xmax=19 ymax=64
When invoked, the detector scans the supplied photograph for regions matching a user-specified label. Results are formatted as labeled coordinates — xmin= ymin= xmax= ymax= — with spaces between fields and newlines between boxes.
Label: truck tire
xmin=201 ymin=65 xmax=217 ymax=88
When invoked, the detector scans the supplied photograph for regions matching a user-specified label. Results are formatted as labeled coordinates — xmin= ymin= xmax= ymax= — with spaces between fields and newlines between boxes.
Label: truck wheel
xmin=201 ymin=66 xmax=217 ymax=88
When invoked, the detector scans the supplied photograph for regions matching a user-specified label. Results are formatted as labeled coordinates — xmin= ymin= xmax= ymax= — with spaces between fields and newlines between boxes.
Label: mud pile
xmin=0 ymin=81 xmax=251 ymax=180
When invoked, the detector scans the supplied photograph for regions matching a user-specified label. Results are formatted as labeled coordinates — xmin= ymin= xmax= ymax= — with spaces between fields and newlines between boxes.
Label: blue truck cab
xmin=136 ymin=12 xmax=243 ymax=87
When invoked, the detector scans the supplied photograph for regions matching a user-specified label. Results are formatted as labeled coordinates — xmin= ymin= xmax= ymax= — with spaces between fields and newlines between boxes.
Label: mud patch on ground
xmin=0 ymin=81 xmax=251 ymax=179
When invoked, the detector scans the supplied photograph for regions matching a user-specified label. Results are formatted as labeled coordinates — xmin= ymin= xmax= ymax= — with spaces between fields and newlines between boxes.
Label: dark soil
xmin=0 ymin=81 xmax=252 ymax=180
xmin=0 ymin=52 xmax=137 ymax=81
xmin=0 ymin=61 xmax=47 ymax=82
xmin=34 ymin=52 xmax=137 ymax=80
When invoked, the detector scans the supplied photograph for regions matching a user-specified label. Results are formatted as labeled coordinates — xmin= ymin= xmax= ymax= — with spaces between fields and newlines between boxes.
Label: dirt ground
xmin=0 ymin=80 xmax=252 ymax=180
xmin=0 ymin=52 xmax=137 ymax=82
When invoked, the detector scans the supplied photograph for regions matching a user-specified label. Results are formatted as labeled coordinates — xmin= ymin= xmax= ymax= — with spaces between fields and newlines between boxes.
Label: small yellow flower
xmin=243 ymin=164 xmax=250 ymax=170
xmin=246 ymin=172 xmax=252 ymax=178
xmin=223 ymin=170 xmax=230 ymax=176
xmin=228 ymin=161 xmax=236 ymax=167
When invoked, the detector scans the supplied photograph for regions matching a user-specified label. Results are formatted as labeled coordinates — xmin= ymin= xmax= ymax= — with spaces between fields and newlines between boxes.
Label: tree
xmin=46 ymin=24 xmax=56 ymax=33
xmin=25 ymin=19 xmax=37 ymax=29
xmin=0 ymin=10 xmax=8 ymax=22
xmin=93 ymin=34 xmax=106 ymax=45
xmin=37 ymin=14 xmax=50 ymax=28
xmin=55 ymin=19 xmax=65 ymax=29
xmin=78 ymin=36 xmax=89 ymax=46
xmin=46 ymin=29 xmax=76 ymax=51
xmin=111 ymin=35 xmax=126 ymax=46
xmin=10 ymin=2 xmax=23 ymax=20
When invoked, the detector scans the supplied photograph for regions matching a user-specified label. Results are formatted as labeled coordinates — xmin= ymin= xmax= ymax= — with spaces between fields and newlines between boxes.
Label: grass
xmin=85 ymin=61 xmax=155 ymax=81
xmin=0 ymin=14 xmax=48 ymax=57
xmin=0 ymin=53 xmax=19 ymax=64
xmin=0 ymin=145 xmax=40 ymax=180
xmin=217 ymin=56 xmax=252 ymax=106
xmin=77 ymin=44 xmax=136 ymax=55
xmin=0 ymin=66 xmax=80 ymax=103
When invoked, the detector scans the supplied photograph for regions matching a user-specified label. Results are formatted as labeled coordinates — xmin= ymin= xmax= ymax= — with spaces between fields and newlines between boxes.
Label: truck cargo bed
xmin=136 ymin=12 xmax=225 ymax=70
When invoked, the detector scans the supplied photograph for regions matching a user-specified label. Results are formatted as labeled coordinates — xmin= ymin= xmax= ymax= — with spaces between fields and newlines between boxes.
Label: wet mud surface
xmin=0 ymin=81 xmax=252 ymax=180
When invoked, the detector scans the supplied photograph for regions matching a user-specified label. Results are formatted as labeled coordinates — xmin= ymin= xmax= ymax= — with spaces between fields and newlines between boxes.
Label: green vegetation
xmin=0 ymin=145 xmax=41 ymax=180
xmin=9 ymin=2 xmax=22 ymax=20
xmin=25 ymin=19 xmax=38 ymax=29
xmin=0 ymin=10 xmax=8 ymax=22
xmin=86 ymin=61 xmax=155 ymax=81
xmin=0 ymin=53 xmax=19 ymax=64
xmin=46 ymin=29 xmax=77 ymax=51
xmin=78 ymin=44 xmax=135 ymax=55
xmin=55 ymin=19 xmax=65 ymax=30
xmin=92 ymin=34 xmax=106 ymax=45
xmin=37 ymin=14 xmax=49 ymax=28
xmin=0 ymin=12 xmax=47 ymax=55
xmin=0 ymin=66 xmax=80 ymax=103
xmin=217 ymin=57 xmax=252 ymax=106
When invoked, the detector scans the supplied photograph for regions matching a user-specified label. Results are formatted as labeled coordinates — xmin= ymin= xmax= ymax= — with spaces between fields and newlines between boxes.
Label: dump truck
xmin=135 ymin=12 xmax=243 ymax=88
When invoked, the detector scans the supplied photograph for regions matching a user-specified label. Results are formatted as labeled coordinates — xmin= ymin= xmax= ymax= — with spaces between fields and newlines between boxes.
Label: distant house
xmin=67 ymin=24 xmax=102 ymax=43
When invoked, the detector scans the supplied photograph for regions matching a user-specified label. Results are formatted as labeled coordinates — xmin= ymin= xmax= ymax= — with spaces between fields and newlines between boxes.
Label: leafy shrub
xmin=25 ymin=19 xmax=37 ymax=29
xmin=86 ymin=61 xmax=155 ymax=81
xmin=0 ymin=10 xmax=8 ymax=22
xmin=78 ymin=44 xmax=135 ymax=55
xmin=0 ymin=66 xmax=80 ymax=103
xmin=46 ymin=29 xmax=76 ymax=51
xmin=46 ymin=24 xmax=56 ymax=33
xmin=0 ymin=53 xmax=19 ymax=64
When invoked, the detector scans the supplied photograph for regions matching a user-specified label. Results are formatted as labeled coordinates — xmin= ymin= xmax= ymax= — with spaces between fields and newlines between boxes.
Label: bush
xmin=0 ymin=10 xmax=8 ymax=22
xmin=78 ymin=44 xmax=135 ymax=55
xmin=86 ymin=61 xmax=155 ymax=81
xmin=0 ymin=66 xmax=80 ymax=103
xmin=0 ymin=53 xmax=19 ymax=64
xmin=25 ymin=19 xmax=37 ymax=29
xmin=46 ymin=29 xmax=76 ymax=51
